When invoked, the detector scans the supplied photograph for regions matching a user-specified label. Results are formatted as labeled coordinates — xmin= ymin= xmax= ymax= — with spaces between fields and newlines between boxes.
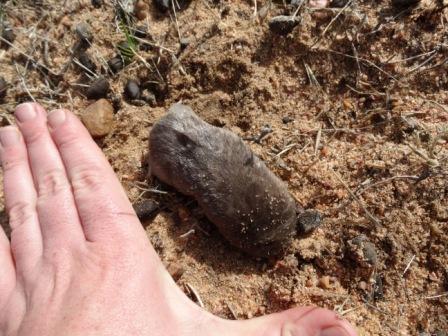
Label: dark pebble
xmin=180 ymin=37 xmax=190 ymax=51
xmin=269 ymin=16 xmax=299 ymax=35
xmin=330 ymin=0 xmax=350 ymax=7
xmin=133 ymin=25 xmax=149 ymax=39
xmin=91 ymin=0 xmax=103 ymax=8
xmin=392 ymin=0 xmax=420 ymax=7
xmin=133 ymin=199 xmax=159 ymax=221
xmin=108 ymin=56 xmax=124 ymax=73
xmin=297 ymin=210 xmax=323 ymax=234
xmin=1 ymin=28 xmax=16 ymax=49
xmin=0 ymin=77 xmax=7 ymax=100
xmin=153 ymin=0 xmax=191 ymax=12
xmin=282 ymin=116 xmax=294 ymax=124
xmin=75 ymin=22 xmax=93 ymax=45
xmin=77 ymin=52 xmax=97 ymax=74
xmin=124 ymin=80 xmax=141 ymax=100
xmin=86 ymin=77 xmax=109 ymax=99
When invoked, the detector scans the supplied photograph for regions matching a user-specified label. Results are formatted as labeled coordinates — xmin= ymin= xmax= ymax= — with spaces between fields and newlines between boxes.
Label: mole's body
xmin=149 ymin=103 xmax=297 ymax=257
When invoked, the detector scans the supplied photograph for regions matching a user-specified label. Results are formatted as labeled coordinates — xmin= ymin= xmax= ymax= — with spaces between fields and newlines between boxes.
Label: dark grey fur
xmin=149 ymin=103 xmax=297 ymax=257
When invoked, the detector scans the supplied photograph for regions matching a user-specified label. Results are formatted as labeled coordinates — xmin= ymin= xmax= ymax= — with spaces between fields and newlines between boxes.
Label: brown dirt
xmin=1 ymin=0 xmax=447 ymax=335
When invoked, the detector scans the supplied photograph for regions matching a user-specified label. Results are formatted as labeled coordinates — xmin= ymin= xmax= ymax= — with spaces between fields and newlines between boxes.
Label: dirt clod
xmin=81 ymin=99 xmax=114 ymax=138
xmin=297 ymin=210 xmax=323 ymax=234
xmin=269 ymin=16 xmax=299 ymax=35
xmin=347 ymin=235 xmax=377 ymax=267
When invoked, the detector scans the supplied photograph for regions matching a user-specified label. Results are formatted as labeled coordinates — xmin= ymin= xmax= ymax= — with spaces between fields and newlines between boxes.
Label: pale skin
xmin=0 ymin=103 xmax=357 ymax=336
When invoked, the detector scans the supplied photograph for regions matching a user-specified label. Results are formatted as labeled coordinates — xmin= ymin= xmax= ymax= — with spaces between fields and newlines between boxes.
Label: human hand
xmin=0 ymin=103 xmax=357 ymax=336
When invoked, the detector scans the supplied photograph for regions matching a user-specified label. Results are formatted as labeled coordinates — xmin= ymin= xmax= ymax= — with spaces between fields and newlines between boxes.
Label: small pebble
xmin=133 ymin=199 xmax=159 ymax=221
xmin=81 ymin=99 xmax=114 ymax=138
xmin=134 ymin=0 xmax=149 ymax=20
xmin=1 ymin=28 xmax=15 ymax=49
xmin=75 ymin=22 xmax=93 ymax=45
xmin=347 ymin=235 xmax=377 ymax=267
xmin=91 ymin=0 xmax=103 ymax=8
xmin=309 ymin=0 xmax=328 ymax=8
xmin=392 ymin=0 xmax=420 ymax=7
xmin=78 ymin=52 xmax=97 ymax=74
xmin=358 ymin=281 xmax=367 ymax=290
xmin=108 ymin=56 xmax=124 ymax=73
xmin=318 ymin=276 xmax=331 ymax=289
xmin=0 ymin=77 xmax=7 ymax=100
xmin=305 ymin=279 xmax=314 ymax=287
xmin=179 ymin=37 xmax=190 ymax=51
xmin=269 ymin=16 xmax=299 ymax=35
xmin=166 ymin=262 xmax=185 ymax=281
xmin=86 ymin=77 xmax=109 ymax=99
xmin=297 ymin=210 xmax=323 ymax=234
xmin=124 ymin=79 xmax=141 ymax=100
xmin=60 ymin=16 xmax=72 ymax=28
xmin=282 ymin=116 xmax=294 ymax=124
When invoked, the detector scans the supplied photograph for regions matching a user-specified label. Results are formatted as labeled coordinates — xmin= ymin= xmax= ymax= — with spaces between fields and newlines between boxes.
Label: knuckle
xmin=55 ymin=127 xmax=79 ymax=150
xmin=71 ymin=163 xmax=105 ymax=193
xmin=22 ymin=127 xmax=47 ymax=146
xmin=1 ymin=150 xmax=26 ymax=172
xmin=37 ymin=169 xmax=70 ymax=197
xmin=8 ymin=201 xmax=35 ymax=227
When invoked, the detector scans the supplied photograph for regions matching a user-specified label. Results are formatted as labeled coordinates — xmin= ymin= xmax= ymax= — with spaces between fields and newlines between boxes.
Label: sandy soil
xmin=0 ymin=0 xmax=447 ymax=335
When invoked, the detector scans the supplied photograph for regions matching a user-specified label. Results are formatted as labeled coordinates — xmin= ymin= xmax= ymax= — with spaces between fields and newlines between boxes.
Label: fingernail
xmin=320 ymin=326 xmax=350 ymax=336
xmin=15 ymin=102 xmax=37 ymax=122
xmin=47 ymin=109 xmax=66 ymax=128
xmin=0 ymin=127 xmax=20 ymax=148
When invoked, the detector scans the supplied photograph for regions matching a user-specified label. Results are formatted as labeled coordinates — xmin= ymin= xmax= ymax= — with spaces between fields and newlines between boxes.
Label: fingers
xmin=48 ymin=109 xmax=143 ymax=243
xmin=0 ymin=227 xmax=15 ymax=306
xmin=0 ymin=126 xmax=41 ymax=277
xmin=14 ymin=103 xmax=85 ymax=249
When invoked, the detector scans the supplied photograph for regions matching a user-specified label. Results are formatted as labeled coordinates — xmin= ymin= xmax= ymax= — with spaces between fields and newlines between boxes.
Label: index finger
xmin=47 ymin=108 xmax=145 ymax=243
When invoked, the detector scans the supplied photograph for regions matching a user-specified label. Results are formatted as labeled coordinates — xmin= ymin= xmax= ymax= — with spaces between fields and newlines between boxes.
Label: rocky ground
xmin=0 ymin=0 xmax=447 ymax=335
